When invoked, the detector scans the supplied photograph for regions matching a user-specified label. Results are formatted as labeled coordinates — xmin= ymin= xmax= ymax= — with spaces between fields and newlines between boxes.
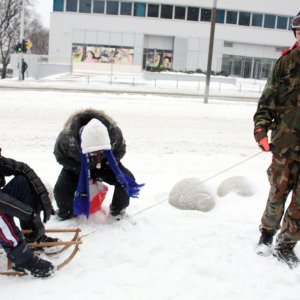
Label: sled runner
xmin=0 ymin=228 xmax=82 ymax=276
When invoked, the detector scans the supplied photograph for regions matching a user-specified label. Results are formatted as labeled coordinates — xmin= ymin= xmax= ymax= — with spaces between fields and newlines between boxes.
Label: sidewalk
xmin=0 ymin=72 xmax=263 ymax=102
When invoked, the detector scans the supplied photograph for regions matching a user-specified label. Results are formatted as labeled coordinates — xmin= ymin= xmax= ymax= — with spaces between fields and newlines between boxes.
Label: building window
xmin=134 ymin=3 xmax=146 ymax=17
xmin=252 ymin=13 xmax=263 ymax=27
xmin=216 ymin=9 xmax=225 ymax=23
xmin=147 ymin=4 xmax=159 ymax=18
xmin=187 ymin=7 xmax=199 ymax=21
xmin=226 ymin=11 xmax=237 ymax=24
xmin=93 ymin=0 xmax=104 ymax=13
xmin=120 ymin=2 xmax=132 ymax=15
xmin=264 ymin=14 xmax=276 ymax=29
xmin=201 ymin=9 xmax=211 ymax=22
xmin=238 ymin=11 xmax=251 ymax=26
xmin=79 ymin=0 xmax=91 ymax=13
xmin=277 ymin=16 xmax=288 ymax=29
xmin=174 ymin=6 xmax=185 ymax=20
xmin=53 ymin=0 xmax=64 ymax=12
xmin=143 ymin=49 xmax=173 ymax=70
xmin=66 ymin=0 xmax=77 ymax=12
xmin=161 ymin=5 xmax=173 ymax=19
xmin=106 ymin=1 xmax=119 ymax=15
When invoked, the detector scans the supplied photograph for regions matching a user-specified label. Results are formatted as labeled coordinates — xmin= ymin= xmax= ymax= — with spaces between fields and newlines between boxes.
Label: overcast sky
xmin=35 ymin=0 xmax=52 ymax=28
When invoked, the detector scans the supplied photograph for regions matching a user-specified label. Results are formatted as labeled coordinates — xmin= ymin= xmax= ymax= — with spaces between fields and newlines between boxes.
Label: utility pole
xmin=18 ymin=0 xmax=25 ymax=81
xmin=204 ymin=0 xmax=217 ymax=104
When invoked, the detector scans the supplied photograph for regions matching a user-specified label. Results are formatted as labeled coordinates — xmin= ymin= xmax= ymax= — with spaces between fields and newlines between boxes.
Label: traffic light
xmin=14 ymin=42 xmax=22 ymax=53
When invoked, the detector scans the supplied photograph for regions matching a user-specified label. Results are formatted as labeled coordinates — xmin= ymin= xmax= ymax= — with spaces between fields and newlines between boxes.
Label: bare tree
xmin=0 ymin=0 xmax=48 ymax=78
xmin=0 ymin=0 xmax=21 ymax=78
xmin=27 ymin=16 xmax=49 ymax=55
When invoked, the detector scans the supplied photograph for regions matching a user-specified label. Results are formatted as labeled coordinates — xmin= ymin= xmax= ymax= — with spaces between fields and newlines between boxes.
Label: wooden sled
xmin=0 ymin=228 xmax=82 ymax=276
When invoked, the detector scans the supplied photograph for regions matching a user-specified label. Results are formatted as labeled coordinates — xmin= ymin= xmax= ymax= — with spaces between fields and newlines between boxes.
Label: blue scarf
xmin=104 ymin=150 xmax=144 ymax=198
xmin=73 ymin=152 xmax=90 ymax=218
xmin=74 ymin=150 xmax=144 ymax=218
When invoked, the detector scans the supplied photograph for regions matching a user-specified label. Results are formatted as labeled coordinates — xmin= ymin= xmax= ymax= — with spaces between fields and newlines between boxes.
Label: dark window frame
xmin=160 ymin=4 xmax=173 ymax=19
xmin=106 ymin=1 xmax=119 ymax=15
xmin=187 ymin=6 xmax=199 ymax=21
xmin=174 ymin=6 xmax=186 ymax=20
xmin=120 ymin=2 xmax=132 ymax=15
xmin=226 ymin=10 xmax=237 ymax=24
xmin=147 ymin=4 xmax=159 ymax=18
xmin=238 ymin=11 xmax=251 ymax=26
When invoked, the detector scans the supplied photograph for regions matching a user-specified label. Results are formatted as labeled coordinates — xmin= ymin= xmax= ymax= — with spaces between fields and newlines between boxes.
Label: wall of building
xmin=49 ymin=0 xmax=299 ymax=77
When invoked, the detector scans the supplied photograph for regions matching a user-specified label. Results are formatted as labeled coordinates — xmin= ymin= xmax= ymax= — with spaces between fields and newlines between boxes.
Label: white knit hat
xmin=81 ymin=118 xmax=111 ymax=154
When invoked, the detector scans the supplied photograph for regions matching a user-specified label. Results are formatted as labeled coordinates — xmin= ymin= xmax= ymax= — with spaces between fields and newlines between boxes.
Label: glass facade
xmin=134 ymin=3 xmax=146 ymax=17
xmin=264 ymin=14 xmax=276 ymax=29
xmin=93 ymin=0 xmax=105 ymax=13
xmin=79 ymin=0 xmax=91 ymax=13
xmin=143 ymin=48 xmax=173 ymax=70
xmin=222 ymin=54 xmax=276 ymax=79
xmin=106 ymin=1 xmax=119 ymax=14
xmin=161 ymin=5 xmax=173 ymax=19
xmin=148 ymin=4 xmax=159 ymax=17
xmin=54 ymin=0 xmax=293 ymax=34
xmin=252 ymin=13 xmax=263 ymax=27
xmin=66 ymin=0 xmax=78 ymax=12
xmin=216 ymin=9 xmax=225 ymax=24
xmin=239 ymin=11 xmax=251 ymax=26
xmin=120 ymin=2 xmax=132 ymax=15
xmin=174 ymin=6 xmax=185 ymax=20
xmin=226 ymin=11 xmax=237 ymax=24
xmin=54 ymin=0 xmax=64 ymax=12
xmin=277 ymin=16 xmax=288 ymax=29
xmin=187 ymin=7 xmax=199 ymax=21
xmin=200 ymin=8 xmax=211 ymax=22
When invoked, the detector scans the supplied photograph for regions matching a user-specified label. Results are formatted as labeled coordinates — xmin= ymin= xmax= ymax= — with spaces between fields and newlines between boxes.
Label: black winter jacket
xmin=0 ymin=150 xmax=48 ymax=221
xmin=54 ymin=109 xmax=126 ymax=175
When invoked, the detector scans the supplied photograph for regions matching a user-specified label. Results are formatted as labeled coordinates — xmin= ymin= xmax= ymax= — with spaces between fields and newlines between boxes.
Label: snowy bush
xmin=168 ymin=177 xmax=215 ymax=212
xmin=217 ymin=176 xmax=255 ymax=197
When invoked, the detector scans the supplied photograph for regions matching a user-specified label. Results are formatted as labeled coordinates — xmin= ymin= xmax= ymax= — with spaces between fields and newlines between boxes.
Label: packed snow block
xmin=168 ymin=177 xmax=215 ymax=212
xmin=217 ymin=176 xmax=255 ymax=197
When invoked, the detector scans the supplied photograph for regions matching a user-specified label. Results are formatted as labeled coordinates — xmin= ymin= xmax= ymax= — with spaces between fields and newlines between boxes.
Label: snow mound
xmin=168 ymin=177 xmax=215 ymax=212
xmin=217 ymin=176 xmax=255 ymax=197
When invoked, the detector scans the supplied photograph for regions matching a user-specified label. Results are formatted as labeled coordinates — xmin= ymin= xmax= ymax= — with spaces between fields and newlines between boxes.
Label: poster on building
xmin=144 ymin=49 xmax=173 ymax=69
xmin=72 ymin=45 xmax=134 ymax=65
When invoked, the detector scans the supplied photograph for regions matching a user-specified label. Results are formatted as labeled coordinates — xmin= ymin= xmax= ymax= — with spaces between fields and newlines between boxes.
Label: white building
xmin=49 ymin=0 xmax=299 ymax=78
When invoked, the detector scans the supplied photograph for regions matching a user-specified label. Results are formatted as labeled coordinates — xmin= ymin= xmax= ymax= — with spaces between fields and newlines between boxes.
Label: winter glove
xmin=27 ymin=213 xmax=45 ymax=242
xmin=39 ymin=193 xmax=55 ymax=223
xmin=254 ymin=128 xmax=270 ymax=152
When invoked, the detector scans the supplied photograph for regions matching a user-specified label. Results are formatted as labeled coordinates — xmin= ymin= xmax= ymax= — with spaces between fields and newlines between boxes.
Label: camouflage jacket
xmin=253 ymin=47 xmax=300 ymax=160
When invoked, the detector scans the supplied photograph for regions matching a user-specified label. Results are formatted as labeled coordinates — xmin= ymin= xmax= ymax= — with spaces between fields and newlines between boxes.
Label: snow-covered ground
xmin=0 ymin=87 xmax=298 ymax=300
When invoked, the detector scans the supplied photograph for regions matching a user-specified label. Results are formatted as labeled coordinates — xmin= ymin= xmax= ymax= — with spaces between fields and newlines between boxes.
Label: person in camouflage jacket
xmin=253 ymin=12 xmax=300 ymax=268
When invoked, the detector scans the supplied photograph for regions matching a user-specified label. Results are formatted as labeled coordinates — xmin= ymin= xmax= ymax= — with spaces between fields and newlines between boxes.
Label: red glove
xmin=254 ymin=128 xmax=270 ymax=151
xmin=258 ymin=136 xmax=270 ymax=151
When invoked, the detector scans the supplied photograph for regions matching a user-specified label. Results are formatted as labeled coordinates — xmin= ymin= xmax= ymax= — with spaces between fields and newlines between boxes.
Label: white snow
xmin=0 ymin=84 xmax=298 ymax=300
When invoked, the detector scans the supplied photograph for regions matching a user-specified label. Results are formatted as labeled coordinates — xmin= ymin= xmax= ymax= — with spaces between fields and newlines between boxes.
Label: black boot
xmin=7 ymin=240 xmax=54 ymax=277
xmin=109 ymin=204 xmax=126 ymax=221
xmin=256 ymin=227 xmax=276 ymax=256
xmin=273 ymin=235 xmax=299 ymax=269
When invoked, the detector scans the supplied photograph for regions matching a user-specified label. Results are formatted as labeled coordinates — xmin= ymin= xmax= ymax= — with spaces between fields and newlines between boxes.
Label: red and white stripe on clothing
xmin=0 ymin=213 xmax=19 ymax=247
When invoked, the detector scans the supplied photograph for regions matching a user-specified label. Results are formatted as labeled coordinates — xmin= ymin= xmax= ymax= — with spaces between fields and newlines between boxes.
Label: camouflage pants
xmin=261 ymin=156 xmax=300 ymax=241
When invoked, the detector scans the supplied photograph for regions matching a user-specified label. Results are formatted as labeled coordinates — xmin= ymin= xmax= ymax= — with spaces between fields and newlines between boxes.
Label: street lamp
xmin=204 ymin=0 xmax=217 ymax=104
